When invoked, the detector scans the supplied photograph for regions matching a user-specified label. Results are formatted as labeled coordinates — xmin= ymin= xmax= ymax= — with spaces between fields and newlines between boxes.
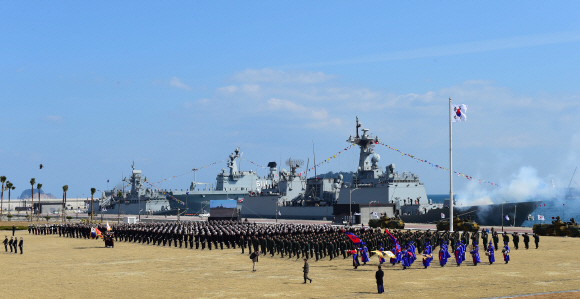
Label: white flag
xmin=538 ymin=215 xmax=545 ymax=221
xmin=441 ymin=213 xmax=445 ymax=219
xmin=278 ymin=211 xmax=281 ymax=216
xmin=452 ymin=104 xmax=468 ymax=122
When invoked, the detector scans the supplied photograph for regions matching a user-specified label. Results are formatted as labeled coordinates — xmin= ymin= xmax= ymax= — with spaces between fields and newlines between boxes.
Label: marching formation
xmin=28 ymin=221 xmax=538 ymax=270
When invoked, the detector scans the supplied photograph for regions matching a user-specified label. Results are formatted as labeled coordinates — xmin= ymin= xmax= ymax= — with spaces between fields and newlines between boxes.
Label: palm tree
xmin=36 ymin=183 xmax=43 ymax=221
xmin=62 ymin=185 xmax=68 ymax=222
xmin=29 ymin=178 xmax=36 ymax=221
xmin=6 ymin=181 xmax=14 ymax=214
xmin=90 ymin=188 xmax=96 ymax=222
xmin=0 ymin=176 xmax=6 ymax=220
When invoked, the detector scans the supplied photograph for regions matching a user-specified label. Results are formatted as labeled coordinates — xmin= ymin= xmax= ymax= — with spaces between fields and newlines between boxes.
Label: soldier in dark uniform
xmin=3 ymin=236 xmax=7 ymax=252
xmin=523 ymin=233 xmax=530 ymax=249
xmin=493 ymin=232 xmax=499 ymax=251
xmin=533 ymin=233 xmax=540 ymax=249
xmin=512 ymin=232 xmax=519 ymax=250
xmin=8 ymin=236 xmax=14 ymax=253
xmin=481 ymin=229 xmax=488 ymax=249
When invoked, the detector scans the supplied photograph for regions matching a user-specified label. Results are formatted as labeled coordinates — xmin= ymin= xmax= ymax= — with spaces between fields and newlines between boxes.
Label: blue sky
xmin=1 ymin=2 xmax=579 ymax=202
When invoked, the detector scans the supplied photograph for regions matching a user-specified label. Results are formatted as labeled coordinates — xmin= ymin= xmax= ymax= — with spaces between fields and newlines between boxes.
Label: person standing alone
xmin=18 ymin=237 xmax=23 ymax=254
xmin=376 ymin=265 xmax=384 ymax=294
xmin=303 ymin=258 xmax=312 ymax=284
xmin=250 ymin=250 xmax=259 ymax=272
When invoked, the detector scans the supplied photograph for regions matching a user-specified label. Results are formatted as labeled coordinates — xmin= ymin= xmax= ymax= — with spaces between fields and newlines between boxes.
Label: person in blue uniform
xmin=439 ymin=240 xmax=450 ymax=267
xmin=422 ymin=240 xmax=433 ymax=269
xmin=455 ymin=241 xmax=464 ymax=267
xmin=377 ymin=243 xmax=385 ymax=264
xmin=470 ymin=241 xmax=481 ymax=266
xmin=408 ymin=241 xmax=416 ymax=264
xmin=486 ymin=241 xmax=495 ymax=265
xmin=352 ymin=249 xmax=360 ymax=269
xmin=401 ymin=245 xmax=412 ymax=270
xmin=502 ymin=241 xmax=510 ymax=264
xmin=359 ymin=245 xmax=370 ymax=265
xmin=390 ymin=244 xmax=401 ymax=266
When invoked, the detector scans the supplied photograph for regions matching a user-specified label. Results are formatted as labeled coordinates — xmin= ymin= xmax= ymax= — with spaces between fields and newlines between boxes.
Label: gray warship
xmin=241 ymin=117 xmax=443 ymax=221
xmin=240 ymin=159 xmax=341 ymax=220
xmin=165 ymin=147 xmax=277 ymax=214
xmin=92 ymin=163 xmax=171 ymax=215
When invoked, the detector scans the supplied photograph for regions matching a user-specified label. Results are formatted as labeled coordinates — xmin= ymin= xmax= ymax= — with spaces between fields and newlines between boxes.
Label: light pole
xmin=349 ymin=188 xmax=358 ymax=226
xmin=514 ymin=205 xmax=517 ymax=227
xmin=501 ymin=201 xmax=509 ymax=232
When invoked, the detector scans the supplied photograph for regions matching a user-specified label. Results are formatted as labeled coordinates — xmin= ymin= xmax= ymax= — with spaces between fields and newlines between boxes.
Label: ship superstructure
xmin=95 ymin=162 xmax=170 ymax=215
xmin=336 ymin=117 xmax=442 ymax=215
xmin=166 ymin=147 xmax=277 ymax=213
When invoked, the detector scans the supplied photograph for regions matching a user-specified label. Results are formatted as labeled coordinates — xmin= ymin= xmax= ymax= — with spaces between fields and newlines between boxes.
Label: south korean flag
xmin=452 ymin=104 xmax=468 ymax=122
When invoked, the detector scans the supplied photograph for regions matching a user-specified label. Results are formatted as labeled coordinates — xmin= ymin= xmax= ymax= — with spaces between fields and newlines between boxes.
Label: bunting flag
xmin=145 ymin=181 xmax=187 ymax=206
xmin=151 ymin=159 xmax=226 ymax=186
xmin=375 ymin=142 xmax=499 ymax=187
xmin=299 ymin=144 xmax=355 ymax=176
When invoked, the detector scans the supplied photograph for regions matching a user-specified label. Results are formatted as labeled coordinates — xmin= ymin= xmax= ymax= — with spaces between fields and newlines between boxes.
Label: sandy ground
xmin=1 ymin=225 xmax=579 ymax=299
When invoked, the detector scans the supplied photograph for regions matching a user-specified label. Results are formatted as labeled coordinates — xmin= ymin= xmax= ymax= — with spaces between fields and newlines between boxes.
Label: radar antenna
xmin=285 ymin=158 xmax=304 ymax=175
xmin=285 ymin=158 xmax=304 ymax=168
xmin=356 ymin=116 xmax=362 ymax=138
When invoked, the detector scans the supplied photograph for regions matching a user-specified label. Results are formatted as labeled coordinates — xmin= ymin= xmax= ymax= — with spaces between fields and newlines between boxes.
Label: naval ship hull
xmin=91 ymin=199 xmax=171 ymax=215
xmin=240 ymin=195 xmax=539 ymax=226
xmin=240 ymin=196 xmax=335 ymax=220
xmin=166 ymin=190 xmax=248 ymax=214
xmin=400 ymin=201 xmax=540 ymax=227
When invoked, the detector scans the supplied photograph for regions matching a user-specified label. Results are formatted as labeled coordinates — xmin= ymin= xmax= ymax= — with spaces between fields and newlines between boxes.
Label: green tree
xmin=36 ymin=183 xmax=43 ymax=221
xmin=29 ymin=178 xmax=36 ymax=221
xmin=90 ymin=188 xmax=96 ymax=222
xmin=62 ymin=185 xmax=69 ymax=223
xmin=6 ymin=181 xmax=14 ymax=215
xmin=0 ymin=176 xmax=6 ymax=220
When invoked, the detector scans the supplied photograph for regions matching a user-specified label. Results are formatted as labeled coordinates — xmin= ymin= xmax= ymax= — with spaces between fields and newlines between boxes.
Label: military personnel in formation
xmin=481 ymin=229 xmax=488 ymax=248
xmin=523 ymin=232 xmax=530 ymax=249
xmin=512 ymin=232 xmax=520 ymax=250
xmin=493 ymin=232 xmax=499 ymax=251
xmin=533 ymin=233 xmax=540 ymax=249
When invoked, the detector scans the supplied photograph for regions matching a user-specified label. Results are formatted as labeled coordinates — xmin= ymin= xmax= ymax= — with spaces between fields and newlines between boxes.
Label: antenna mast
xmin=312 ymin=141 xmax=316 ymax=178
xmin=568 ymin=167 xmax=578 ymax=189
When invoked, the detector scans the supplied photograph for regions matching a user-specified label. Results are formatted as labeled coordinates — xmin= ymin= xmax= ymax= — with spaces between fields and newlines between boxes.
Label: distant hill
xmin=18 ymin=189 xmax=57 ymax=200
xmin=310 ymin=171 xmax=354 ymax=183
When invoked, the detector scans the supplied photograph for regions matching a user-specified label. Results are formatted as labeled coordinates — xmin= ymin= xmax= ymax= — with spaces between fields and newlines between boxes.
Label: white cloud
xmin=183 ymin=98 xmax=209 ymax=109
xmin=184 ymin=68 xmax=580 ymax=150
xmin=169 ymin=76 xmax=192 ymax=91
xmin=284 ymin=30 xmax=580 ymax=68
xmin=267 ymin=98 xmax=328 ymax=120
xmin=43 ymin=115 xmax=63 ymax=123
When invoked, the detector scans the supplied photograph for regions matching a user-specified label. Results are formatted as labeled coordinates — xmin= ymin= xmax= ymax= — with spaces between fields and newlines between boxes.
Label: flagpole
xmin=449 ymin=98 xmax=454 ymax=233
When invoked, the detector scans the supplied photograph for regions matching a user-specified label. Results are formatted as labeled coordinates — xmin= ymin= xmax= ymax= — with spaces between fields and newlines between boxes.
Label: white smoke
xmin=456 ymin=166 xmax=558 ymax=206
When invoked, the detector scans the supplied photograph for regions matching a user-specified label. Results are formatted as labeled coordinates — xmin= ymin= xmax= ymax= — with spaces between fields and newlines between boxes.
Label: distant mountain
xmin=310 ymin=171 xmax=354 ymax=183
xmin=18 ymin=189 xmax=57 ymax=200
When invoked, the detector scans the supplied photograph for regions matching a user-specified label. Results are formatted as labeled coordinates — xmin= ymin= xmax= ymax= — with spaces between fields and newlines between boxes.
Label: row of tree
xmin=1 ymin=176 xmax=96 ymax=222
